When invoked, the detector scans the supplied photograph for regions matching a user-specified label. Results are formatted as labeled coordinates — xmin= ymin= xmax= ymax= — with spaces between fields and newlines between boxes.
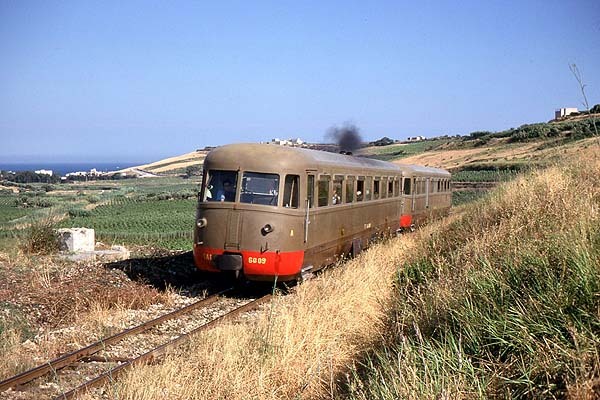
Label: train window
xmin=388 ymin=179 xmax=394 ymax=197
xmin=307 ymin=175 xmax=315 ymax=208
xmin=356 ymin=178 xmax=364 ymax=202
xmin=373 ymin=179 xmax=380 ymax=200
xmin=345 ymin=177 xmax=355 ymax=203
xmin=240 ymin=172 xmax=279 ymax=206
xmin=403 ymin=178 xmax=411 ymax=195
xmin=318 ymin=177 xmax=329 ymax=207
xmin=394 ymin=179 xmax=400 ymax=197
xmin=204 ymin=170 xmax=238 ymax=202
xmin=283 ymin=175 xmax=299 ymax=208
xmin=365 ymin=177 xmax=372 ymax=201
xmin=332 ymin=177 xmax=343 ymax=205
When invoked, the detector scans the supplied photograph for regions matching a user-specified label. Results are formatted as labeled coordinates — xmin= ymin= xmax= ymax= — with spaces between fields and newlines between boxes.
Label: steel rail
xmin=55 ymin=294 xmax=272 ymax=400
xmin=0 ymin=286 xmax=234 ymax=391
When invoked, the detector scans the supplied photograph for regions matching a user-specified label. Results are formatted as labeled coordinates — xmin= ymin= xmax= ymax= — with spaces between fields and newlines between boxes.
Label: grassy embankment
xmin=342 ymin=153 xmax=600 ymax=398
xmin=107 ymin=151 xmax=599 ymax=399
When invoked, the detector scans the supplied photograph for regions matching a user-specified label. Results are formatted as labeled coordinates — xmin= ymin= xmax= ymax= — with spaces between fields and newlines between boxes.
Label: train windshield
xmin=203 ymin=170 xmax=238 ymax=202
xmin=240 ymin=172 xmax=280 ymax=206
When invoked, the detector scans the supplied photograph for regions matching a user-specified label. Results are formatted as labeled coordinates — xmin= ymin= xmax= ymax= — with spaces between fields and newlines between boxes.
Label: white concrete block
xmin=57 ymin=228 xmax=95 ymax=252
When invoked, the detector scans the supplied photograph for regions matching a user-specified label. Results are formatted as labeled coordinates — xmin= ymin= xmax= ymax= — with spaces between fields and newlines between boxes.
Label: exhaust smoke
xmin=326 ymin=123 xmax=363 ymax=153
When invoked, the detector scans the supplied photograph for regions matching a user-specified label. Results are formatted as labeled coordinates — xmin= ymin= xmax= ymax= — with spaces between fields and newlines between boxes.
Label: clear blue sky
xmin=1 ymin=1 xmax=599 ymax=162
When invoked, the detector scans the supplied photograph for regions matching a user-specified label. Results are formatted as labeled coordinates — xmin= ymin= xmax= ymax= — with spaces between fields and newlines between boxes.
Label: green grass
xmin=0 ymin=205 xmax=30 ymax=225
xmin=452 ymin=190 xmax=488 ymax=206
xmin=363 ymin=139 xmax=450 ymax=161
xmin=341 ymin=157 xmax=600 ymax=399
xmin=452 ymin=169 xmax=519 ymax=182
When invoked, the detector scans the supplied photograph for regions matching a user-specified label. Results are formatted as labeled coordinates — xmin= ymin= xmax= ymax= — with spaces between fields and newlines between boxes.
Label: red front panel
xmin=193 ymin=245 xmax=304 ymax=277
xmin=400 ymin=214 xmax=412 ymax=228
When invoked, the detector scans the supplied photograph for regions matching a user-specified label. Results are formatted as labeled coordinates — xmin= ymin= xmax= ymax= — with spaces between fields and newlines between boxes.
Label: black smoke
xmin=326 ymin=123 xmax=363 ymax=152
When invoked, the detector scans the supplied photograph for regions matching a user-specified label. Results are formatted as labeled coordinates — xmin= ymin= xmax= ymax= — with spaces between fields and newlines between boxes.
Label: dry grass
xmin=109 ymin=237 xmax=418 ymax=399
xmin=394 ymin=137 xmax=599 ymax=170
xmin=0 ymin=252 xmax=175 ymax=380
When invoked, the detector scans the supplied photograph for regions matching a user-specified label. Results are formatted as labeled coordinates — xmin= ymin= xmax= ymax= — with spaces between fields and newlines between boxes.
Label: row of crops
xmin=60 ymin=198 xmax=196 ymax=250
xmin=451 ymin=169 xmax=520 ymax=182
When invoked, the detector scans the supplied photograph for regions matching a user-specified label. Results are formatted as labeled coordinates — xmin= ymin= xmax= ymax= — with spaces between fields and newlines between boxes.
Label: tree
xmin=185 ymin=165 xmax=202 ymax=178
xmin=569 ymin=64 xmax=598 ymax=138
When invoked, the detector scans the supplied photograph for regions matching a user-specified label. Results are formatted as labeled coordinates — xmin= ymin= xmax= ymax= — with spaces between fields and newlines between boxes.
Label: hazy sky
xmin=1 ymin=1 xmax=599 ymax=162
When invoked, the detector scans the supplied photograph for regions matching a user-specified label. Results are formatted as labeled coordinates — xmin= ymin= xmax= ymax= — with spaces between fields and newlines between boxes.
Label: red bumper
xmin=193 ymin=245 xmax=304 ymax=279
xmin=400 ymin=214 xmax=413 ymax=228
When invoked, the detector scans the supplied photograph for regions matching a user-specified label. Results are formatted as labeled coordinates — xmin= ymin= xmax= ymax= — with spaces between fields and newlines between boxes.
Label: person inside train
xmin=331 ymin=189 xmax=341 ymax=205
xmin=217 ymin=180 xmax=236 ymax=202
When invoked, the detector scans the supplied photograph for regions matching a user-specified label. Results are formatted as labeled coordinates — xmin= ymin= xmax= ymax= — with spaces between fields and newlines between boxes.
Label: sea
xmin=0 ymin=162 xmax=141 ymax=176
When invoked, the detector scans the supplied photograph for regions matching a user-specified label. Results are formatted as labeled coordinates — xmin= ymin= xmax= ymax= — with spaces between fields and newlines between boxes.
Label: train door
xmin=411 ymin=177 xmax=416 ymax=212
xmin=425 ymin=177 xmax=430 ymax=209
xmin=304 ymin=172 xmax=316 ymax=246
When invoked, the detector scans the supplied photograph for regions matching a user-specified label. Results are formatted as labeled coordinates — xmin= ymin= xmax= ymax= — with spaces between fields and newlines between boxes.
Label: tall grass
xmin=110 ymin=237 xmax=417 ymax=399
xmin=341 ymin=154 xmax=600 ymax=399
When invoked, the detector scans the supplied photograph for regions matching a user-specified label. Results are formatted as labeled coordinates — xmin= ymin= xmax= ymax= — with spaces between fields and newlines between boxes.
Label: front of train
xmin=193 ymin=144 xmax=307 ymax=282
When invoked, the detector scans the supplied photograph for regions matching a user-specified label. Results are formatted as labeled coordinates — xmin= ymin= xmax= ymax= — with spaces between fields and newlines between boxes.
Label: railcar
xmin=193 ymin=143 xmax=451 ymax=282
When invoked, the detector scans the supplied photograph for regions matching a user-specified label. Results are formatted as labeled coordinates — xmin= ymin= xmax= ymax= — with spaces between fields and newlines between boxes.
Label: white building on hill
xmin=555 ymin=107 xmax=578 ymax=119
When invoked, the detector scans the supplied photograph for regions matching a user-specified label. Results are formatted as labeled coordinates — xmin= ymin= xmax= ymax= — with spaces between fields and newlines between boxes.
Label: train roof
xmin=204 ymin=143 xmax=450 ymax=177
xmin=397 ymin=163 xmax=451 ymax=178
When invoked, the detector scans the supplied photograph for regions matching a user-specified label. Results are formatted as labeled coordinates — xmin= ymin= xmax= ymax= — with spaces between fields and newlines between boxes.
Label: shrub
xmin=67 ymin=208 xmax=91 ymax=218
xmin=20 ymin=218 xmax=60 ymax=255
xmin=86 ymin=195 xmax=100 ymax=204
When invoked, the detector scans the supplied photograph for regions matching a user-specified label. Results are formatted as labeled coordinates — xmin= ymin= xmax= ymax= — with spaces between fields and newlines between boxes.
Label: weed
xmin=19 ymin=218 xmax=59 ymax=255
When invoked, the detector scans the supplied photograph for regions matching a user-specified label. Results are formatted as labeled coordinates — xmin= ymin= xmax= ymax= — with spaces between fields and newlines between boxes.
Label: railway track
xmin=0 ymin=287 xmax=272 ymax=400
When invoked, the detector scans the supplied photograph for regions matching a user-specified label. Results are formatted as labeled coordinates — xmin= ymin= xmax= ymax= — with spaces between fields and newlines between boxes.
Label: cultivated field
xmin=0 ymin=177 xmax=200 ymax=251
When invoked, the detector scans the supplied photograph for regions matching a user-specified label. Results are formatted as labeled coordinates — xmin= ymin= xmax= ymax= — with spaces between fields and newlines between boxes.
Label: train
xmin=193 ymin=143 xmax=451 ymax=282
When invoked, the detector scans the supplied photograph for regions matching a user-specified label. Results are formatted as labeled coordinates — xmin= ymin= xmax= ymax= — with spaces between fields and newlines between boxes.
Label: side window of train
xmin=373 ymin=178 xmax=380 ymax=200
xmin=403 ymin=177 xmax=411 ymax=195
xmin=307 ymin=175 xmax=315 ymax=208
xmin=283 ymin=175 xmax=299 ymax=208
xmin=388 ymin=179 xmax=394 ymax=198
xmin=318 ymin=176 xmax=330 ymax=207
xmin=332 ymin=175 xmax=343 ymax=205
xmin=240 ymin=172 xmax=280 ymax=206
xmin=365 ymin=176 xmax=373 ymax=201
xmin=356 ymin=178 xmax=365 ymax=202
xmin=345 ymin=176 xmax=355 ymax=203
xmin=394 ymin=179 xmax=400 ymax=197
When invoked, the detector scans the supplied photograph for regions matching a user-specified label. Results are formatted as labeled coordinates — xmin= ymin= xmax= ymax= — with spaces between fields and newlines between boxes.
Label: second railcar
xmin=193 ymin=143 xmax=451 ymax=281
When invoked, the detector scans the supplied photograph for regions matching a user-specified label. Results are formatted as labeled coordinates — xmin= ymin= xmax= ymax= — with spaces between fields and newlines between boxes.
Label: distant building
xmin=35 ymin=169 xmax=53 ymax=176
xmin=406 ymin=136 xmax=426 ymax=142
xmin=555 ymin=107 xmax=578 ymax=119
xmin=268 ymin=137 xmax=305 ymax=147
